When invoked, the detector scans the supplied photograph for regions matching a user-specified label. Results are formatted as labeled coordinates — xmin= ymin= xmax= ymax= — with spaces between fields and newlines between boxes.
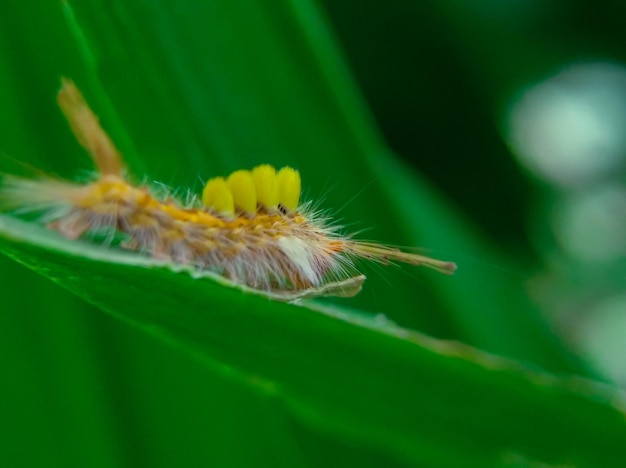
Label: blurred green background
xmin=1 ymin=0 xmax=625 ymax=466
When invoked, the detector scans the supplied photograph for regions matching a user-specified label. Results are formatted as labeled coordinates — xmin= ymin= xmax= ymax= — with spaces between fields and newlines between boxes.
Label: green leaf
xmin=1 ymin=0 xmax=620 ymax=466
xmin=1 ymin=214 xmax=625 ymax=466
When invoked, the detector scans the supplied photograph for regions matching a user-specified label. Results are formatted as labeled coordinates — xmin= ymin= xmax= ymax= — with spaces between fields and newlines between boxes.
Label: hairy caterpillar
xmin=1 ymin=79 xmax=456 ymax=300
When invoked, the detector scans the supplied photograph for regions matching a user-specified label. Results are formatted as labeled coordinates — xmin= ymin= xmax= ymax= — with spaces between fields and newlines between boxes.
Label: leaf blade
xmin=1 ymin=214 xmax=625 ymax=466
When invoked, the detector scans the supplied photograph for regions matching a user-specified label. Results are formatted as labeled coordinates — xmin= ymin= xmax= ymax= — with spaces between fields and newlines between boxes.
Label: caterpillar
xmin=0 ymin=79 xmax=456 ymax=300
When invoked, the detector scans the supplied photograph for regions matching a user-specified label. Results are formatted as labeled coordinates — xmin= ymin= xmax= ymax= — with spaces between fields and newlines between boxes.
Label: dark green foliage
xmin=1 ymin=1 xmax=624 ymax=466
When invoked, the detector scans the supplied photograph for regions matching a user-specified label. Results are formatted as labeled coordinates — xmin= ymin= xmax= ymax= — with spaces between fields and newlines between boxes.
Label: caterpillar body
xmin=1 ymin=79 xmax=456 ymax=299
